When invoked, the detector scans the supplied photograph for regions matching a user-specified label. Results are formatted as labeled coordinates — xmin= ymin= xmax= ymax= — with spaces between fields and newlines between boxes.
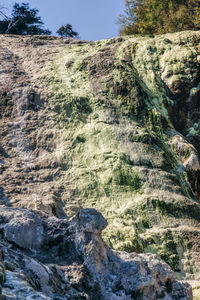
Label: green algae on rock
xmin=0 ymin=32 xmax=200 ymax=286
xmin=42 ymin=31 xmax=200 ymax=280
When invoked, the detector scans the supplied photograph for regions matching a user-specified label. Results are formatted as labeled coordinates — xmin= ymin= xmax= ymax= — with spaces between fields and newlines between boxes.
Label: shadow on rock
xmin=0 ymin=207 xmax=192 ymax=299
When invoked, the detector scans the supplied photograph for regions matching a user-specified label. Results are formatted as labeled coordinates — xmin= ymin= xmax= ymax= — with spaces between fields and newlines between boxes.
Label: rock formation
xmin=0 ymin=31 xmax=200 ymax=297
xmin=0 ymin=207 xmax=192 ymax=299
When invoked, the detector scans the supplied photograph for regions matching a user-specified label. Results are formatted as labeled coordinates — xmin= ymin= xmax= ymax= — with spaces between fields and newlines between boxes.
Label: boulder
xmin=0 ymin=207 xmax=192 ymax=299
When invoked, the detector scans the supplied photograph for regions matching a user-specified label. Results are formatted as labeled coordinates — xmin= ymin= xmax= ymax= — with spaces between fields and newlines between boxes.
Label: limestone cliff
xmin=0 ymin=32 xmax=200 ymax=297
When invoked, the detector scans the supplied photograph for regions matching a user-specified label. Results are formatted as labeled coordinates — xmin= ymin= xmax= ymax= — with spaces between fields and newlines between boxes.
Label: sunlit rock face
xmin=0 ymin=207 xmax=193 ymax=299
xmin=0 ymin=32 xmax=200 ymax=293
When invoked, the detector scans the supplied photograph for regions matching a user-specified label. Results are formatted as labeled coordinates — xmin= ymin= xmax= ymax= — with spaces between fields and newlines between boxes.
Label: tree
xmin=57 ymin=24 xmax=79 ymax=38
xmin=118 ymin=0 xmax=200 ymax=35
xmin=0 ymin=3 xmax=51 ymax=35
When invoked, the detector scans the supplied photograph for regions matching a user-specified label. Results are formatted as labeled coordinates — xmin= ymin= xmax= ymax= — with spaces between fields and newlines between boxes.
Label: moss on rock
xmin=42 ymin=31 xmax=200 ymax=280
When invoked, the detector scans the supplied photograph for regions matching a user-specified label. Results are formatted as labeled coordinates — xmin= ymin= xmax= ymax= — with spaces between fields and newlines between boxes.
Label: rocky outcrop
xmin=0 ymin=207 xmax=192 ymax=299
xmin=0 ymin=32 xmax=200 ymax=289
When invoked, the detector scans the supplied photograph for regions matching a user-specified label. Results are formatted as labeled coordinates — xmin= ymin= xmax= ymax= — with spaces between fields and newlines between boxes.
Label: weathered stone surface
xmin=0 ymin=251 xmax=5 ymax=295
xmin=0 ymin=207 xmax=193 ymax=299
xmin=75 ymin=207 xmax=108 ymax=233
xmin=0 ymin=32 xmax=200 ymax=288
xmin=0 ymin=208 xmax=43 ymax=249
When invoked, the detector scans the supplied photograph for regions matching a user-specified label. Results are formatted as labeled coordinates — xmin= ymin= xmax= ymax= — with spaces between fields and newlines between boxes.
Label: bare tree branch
xmin=0 ymin=6 xmax=8 ymax=20
xmin=5 ymin=19 xmax=19 ymax=34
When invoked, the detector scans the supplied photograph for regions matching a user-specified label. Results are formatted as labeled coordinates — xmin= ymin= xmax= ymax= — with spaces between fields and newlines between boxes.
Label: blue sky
xmin=1 ymin=0 xmax=125 ymax=41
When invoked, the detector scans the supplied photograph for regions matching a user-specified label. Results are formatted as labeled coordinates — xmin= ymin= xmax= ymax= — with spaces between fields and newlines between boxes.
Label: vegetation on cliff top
xmin=118 ymin=0 xmax=200 ymax=35
xmin=0 ymin=2 xmax=79 ymax=37
xmin=0 ymin=3 xmax=51 ymax=35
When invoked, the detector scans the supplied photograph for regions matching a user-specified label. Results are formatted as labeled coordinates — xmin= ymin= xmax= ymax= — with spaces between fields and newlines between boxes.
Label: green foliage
xmin=118 ymin=0 xmax=200 ymax=35
xmin=145 ymin=108 xmax=166 ymax=139
xmin=114 ymin=167 xmax=142 ymax=190
xmin=0 ymin=3 xmax=51 ymax=35
xmin=57 ymin=24 xmax=79 ymax=38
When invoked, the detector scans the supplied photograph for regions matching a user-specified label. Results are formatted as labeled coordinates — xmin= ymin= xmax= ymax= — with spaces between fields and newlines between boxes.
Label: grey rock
xmin=0 ymin=208 xmax=43 ymax=249
xmin=0 ymin=251 xmax=5 ymax=295
xmin=3 ymin=271 xmax=51 ymax=299
xmin=0 ymin=207 xmax=192 ymax=299
xmin=76 ymin=208 xmax=108 ymax=233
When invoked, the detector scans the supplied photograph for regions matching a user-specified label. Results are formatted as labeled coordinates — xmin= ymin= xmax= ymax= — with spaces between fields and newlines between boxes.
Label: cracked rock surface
xmin=0 ymin=32 xmax=200 ymax=296
xmin=0 ymin=207 xmax=192 ymax=299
